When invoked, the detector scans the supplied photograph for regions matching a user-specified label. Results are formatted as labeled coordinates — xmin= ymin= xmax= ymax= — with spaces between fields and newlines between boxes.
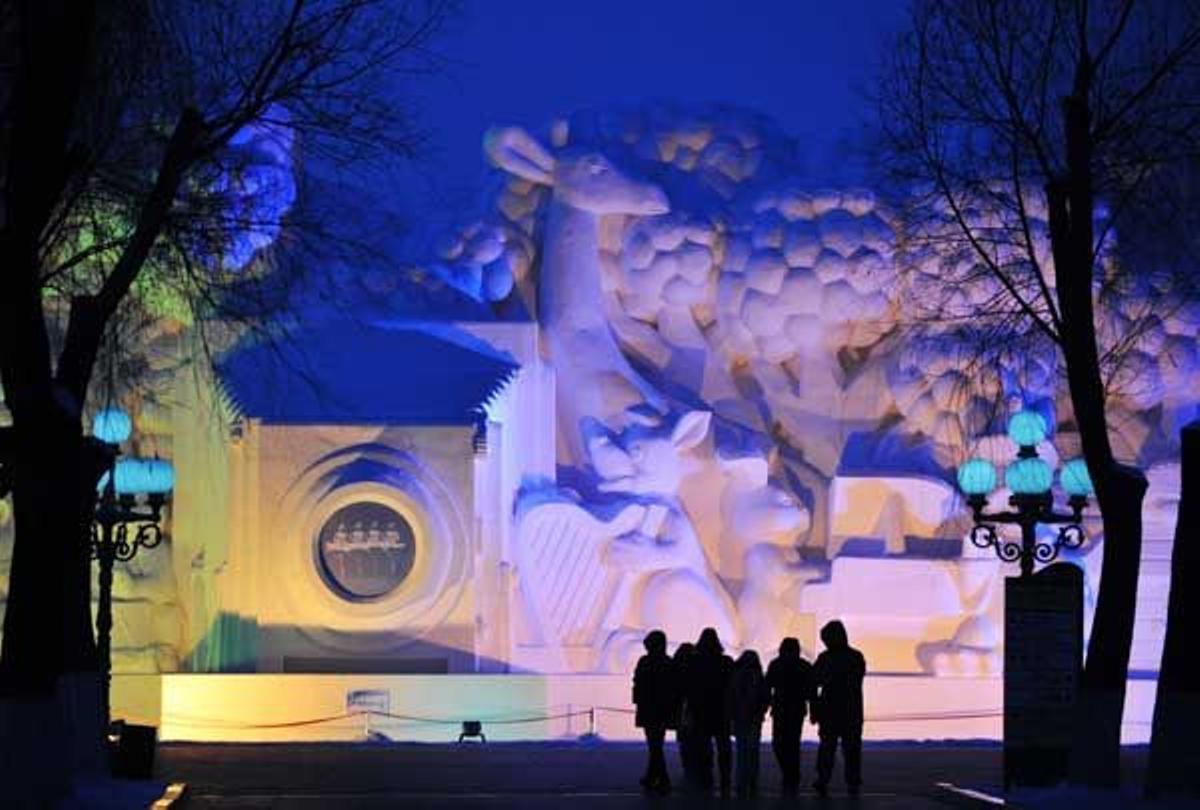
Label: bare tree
xmin=0 ymin=0 xmax=452 ymax=800
xmin=878 ymin=0 xmax=1200 ymax=790
xmin=1146 ymin=419 xmax=1200 ymax=798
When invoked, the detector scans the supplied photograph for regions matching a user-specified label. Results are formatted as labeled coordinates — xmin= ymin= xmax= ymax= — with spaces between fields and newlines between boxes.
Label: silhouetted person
xmin=689 ymin=627 xmax=734 ymax=796
xmin=766 ymin=637 xmax=815 ymax=795
xmin=633 ymin=629 xmax=677 ymax=794
xmin=672 ymin=641 xmax=701 ymax=791
xmin=727 ymin=650 xmax=769 ymax=798
xmin=811 ymin=620 xmax=866 ymax=797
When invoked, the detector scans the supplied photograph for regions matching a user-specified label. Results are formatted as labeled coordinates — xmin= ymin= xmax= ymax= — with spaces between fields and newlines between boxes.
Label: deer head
xmin=483 ymin=125 xmax=669 ymax=216
xmin=720 ymin=457 xmax=810 ymax=542
xmin=588 ymin=410 xmax=711 ymax=496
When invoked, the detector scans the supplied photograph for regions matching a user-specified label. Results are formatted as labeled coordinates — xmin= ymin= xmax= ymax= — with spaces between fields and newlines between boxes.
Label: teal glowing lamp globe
xmin=113 ymin=459 xmax=146 ymax=495
xmin=957 ymin=458 xmax=997 ymax=496
xmin=92 ymin=407 xmax=132 ymax=445
xmin=1007 ymin=409 xmax=1048 ymax=448
xmin=141 ymin=458 xmax=175 ymax=495
xmin=1060 ymin=458 xmax=1094 ymax=498
xmin=101 ymin=458 xmax=174 ymax=495
xmin=1005 ymin=457 xmax=1053 ymax=495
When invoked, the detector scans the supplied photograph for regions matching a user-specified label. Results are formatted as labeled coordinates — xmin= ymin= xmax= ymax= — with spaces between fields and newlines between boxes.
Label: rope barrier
xmin=592 ymin=706 xmax=1000 ymax=722
xmin=370 ymin=709 xmax=593 ymax=725
xmin=156 ymin=710 xmax=361 ymax=730
xmin=867 ymin=709 xmax=1002 ymax=722
xmin=149 ymin=704 xmax=1001 ymax=731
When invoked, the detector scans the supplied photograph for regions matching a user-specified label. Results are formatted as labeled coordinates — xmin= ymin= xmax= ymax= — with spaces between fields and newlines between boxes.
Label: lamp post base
xmin=1003 ymin=563 xmax=1084 ymax=789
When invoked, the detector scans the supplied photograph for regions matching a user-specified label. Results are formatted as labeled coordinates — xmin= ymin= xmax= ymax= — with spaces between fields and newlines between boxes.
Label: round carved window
xmin=316 ymin=502 xmax=417 ymax=601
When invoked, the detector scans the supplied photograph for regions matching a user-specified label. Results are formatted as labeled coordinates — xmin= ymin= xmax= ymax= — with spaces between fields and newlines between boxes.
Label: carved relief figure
xmin=514 ymin=411 xmax=749 ymax=672
xmin=468 ymin=107 xmax=1197 ymax=676
xmin=590 ymin=411 xmax=739 ymax=668
xmin=483 ymin=126 xmax=670 ymax=466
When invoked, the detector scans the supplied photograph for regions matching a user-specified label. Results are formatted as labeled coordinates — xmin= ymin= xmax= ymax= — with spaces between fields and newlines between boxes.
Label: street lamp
xmin=957 ymin=409 xmax=1093 ymax=577
xmin=90 ymin=407 xmax=173 ymax=731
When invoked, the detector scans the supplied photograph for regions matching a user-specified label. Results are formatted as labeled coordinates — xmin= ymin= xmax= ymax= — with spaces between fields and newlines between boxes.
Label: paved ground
xmin=158 ymin=742 xmax=1161 ymax=809
xmin=159 ymin=741 xmax=1015 ymax=808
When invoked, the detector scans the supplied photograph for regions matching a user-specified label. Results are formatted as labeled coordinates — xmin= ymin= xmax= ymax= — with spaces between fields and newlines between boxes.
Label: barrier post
xmin=589 ymin=707 xmax=596 ymax=737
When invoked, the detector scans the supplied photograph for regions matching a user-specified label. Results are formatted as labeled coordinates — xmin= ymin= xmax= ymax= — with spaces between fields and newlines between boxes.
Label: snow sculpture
xmin=736 ymin=543 xmax=824 ymax=657
xmin=894 ymin=192 xmax=1200 ymax=464
xmin=718 ymin=454 xmax=810 ymax=576
xmin=513 ymin=499 xmax=648 ymax=672
xmin=15 ymin=104 xmax=1193 ymax=691
xmin=210 ymin=105 xmax=298 ymax=272
xmin=432 ymin=220 xmax=535 ymax=303
xmin=589 ymin=411 xmax=739 ymax=654
xmin=798 ymin=554 xmax=1003 ymax=673
xmin=483 ymin=125 xmax=670 ymax=465
xmin=447 ymin=105 xmax=1194 ymax=675
xmin=827 ymin=475 xmax=959 ymax=557
xmin=514 ymin=411 xmax=742 ymax=672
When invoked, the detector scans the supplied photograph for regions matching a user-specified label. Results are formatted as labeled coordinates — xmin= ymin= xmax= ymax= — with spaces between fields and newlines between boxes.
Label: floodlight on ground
xmin=458 ymin=720 xmax=486 ymax=743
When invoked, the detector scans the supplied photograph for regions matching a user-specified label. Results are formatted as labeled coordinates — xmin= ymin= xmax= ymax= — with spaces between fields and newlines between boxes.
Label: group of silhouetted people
xmin=632 ymin=621 xmax=865 ymax=798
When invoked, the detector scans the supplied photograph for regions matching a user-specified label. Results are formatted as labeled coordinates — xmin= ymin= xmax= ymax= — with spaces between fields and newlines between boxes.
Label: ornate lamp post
xmin=957 ymin=409 xmax=1095 ymax=578
xmin=91 ymin=407 xmax=173 ymax=731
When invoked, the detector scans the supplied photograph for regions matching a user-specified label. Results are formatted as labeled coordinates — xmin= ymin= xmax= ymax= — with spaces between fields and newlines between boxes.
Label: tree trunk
xmin=1050 ymin=82 xmax=1148 ymax=788
xmin=0 ymin=412 xmax=105 ymax=804
xmin=1068 ymin=462 xmax=1147 ymax=788
xmin=1145 ymin=420 xmax=1200 ymax=798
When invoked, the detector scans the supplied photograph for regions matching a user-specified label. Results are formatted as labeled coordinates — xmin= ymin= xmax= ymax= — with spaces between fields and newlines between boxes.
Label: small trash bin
xmin=111 ymin=721 xmax=158 ymax=779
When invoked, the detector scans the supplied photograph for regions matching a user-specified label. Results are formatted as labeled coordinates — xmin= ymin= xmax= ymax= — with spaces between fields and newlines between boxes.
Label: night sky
xmin=394 ymin=0 xmax=908 ymax=245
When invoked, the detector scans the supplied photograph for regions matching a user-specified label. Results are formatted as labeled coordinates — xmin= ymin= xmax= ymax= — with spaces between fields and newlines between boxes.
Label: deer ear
xmin=671 ymin=411 xmax=712 ymax=452
xmin=483 ymin=126 xmax=556 ymax=185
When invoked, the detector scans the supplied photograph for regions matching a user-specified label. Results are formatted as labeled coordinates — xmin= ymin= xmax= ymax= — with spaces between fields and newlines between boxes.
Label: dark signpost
xmin=1004 ymin=562 xmax=1084 ymax=788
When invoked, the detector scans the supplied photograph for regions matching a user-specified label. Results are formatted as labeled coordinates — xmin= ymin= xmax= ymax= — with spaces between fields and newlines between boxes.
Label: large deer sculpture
xmin=484 ymin=126 xmax=670 ymax=466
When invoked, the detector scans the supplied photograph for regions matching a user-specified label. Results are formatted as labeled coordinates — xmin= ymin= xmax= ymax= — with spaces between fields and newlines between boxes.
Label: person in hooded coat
xmin=811 ymin=620 xmax=866 ymax=796
xmin=766 ymin=637 xmax=815 ymax=795
xmin=633 ymin=629 xmax=677 ymax=794
xmin=689 ymin=627 xmax=734 ymax=796
xmin=727 ymin=650 xmax=770 ymax=797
